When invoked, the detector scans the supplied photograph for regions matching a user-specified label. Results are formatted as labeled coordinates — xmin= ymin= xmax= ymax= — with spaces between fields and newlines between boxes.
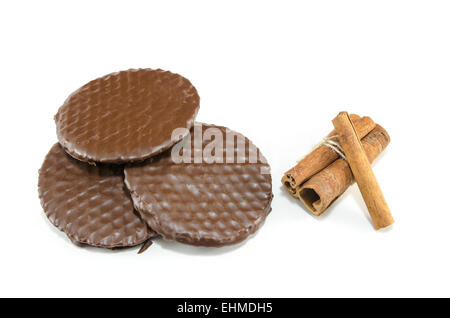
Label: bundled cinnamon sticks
xmin=282 ymin=112 xmax=394 ymax=230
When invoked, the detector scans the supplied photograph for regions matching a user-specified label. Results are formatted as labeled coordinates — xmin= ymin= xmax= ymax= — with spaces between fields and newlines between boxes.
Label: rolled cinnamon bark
xmin=282 ymin=115 xmax=376 ymax=196
xmin=332 ymin=112 xmax=394 ymax=230
xmin=298 ymin=125 xmax=390 ymax=216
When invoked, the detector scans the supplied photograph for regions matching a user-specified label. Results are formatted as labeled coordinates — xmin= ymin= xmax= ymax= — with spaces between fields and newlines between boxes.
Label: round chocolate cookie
xmin=124 ymin=124 xmax=273 ymax=247
xmin=38 ymin=143 xmax=154 ymax=249
xmin=55 ymin=68 xmax=200 ymax=163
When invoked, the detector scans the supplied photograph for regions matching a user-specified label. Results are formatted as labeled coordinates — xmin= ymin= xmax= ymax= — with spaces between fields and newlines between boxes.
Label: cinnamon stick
xmin=332 ymin=112 xmax=394 ymax=230
xmin=282 ymin=114 xmax=376 ymax=196
xmin=298 ymin=125 xmax=390 ymax=216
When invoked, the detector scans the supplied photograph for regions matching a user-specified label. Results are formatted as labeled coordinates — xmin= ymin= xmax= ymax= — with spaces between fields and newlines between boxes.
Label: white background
xmin=1 ymin=0 xmax=449 ymax=298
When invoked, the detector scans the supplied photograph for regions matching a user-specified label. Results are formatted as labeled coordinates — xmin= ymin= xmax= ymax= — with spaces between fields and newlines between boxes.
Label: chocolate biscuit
xmin=55 ymin=68 xmax=199 ymax=163
xmin=38 ymin=144 xmax=154 ymax=249
xmin=124 ymin=124 xmax=273 ymax=247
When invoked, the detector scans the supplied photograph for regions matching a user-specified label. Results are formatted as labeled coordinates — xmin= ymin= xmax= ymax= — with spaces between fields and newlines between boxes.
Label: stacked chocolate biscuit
xmin=38 ymin=69 xmax=273 ymax=252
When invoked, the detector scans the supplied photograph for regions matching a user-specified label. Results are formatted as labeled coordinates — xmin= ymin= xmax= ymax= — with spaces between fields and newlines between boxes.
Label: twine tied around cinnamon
xmin=297 ymin=135 xmax=346 ymax=163
xmin=319 ymin=135 xmax=346 ymax=160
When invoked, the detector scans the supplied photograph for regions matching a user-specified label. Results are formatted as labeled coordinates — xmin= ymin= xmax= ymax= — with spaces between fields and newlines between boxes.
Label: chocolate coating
xmin=38 ymin=144 xmax=154 ymax=248
xmin=124 ymin=124 xmax=273 ymax=247
xmin=55 ymin=68 xmax=199 ymax=163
